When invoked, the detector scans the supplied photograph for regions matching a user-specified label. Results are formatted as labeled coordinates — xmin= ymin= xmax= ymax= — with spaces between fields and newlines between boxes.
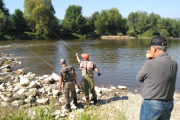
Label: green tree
xmin=95 ymin=8 xmax=122 ymax=35
xmin=146 ymin=12 xmax=161 ymax=35
xmin=0 ymin=0 xmax=9 ymax=16
xmin=90 ymin=11 xmax=99 ymax=32
xmin=160 ymin=29 xmax=169 ymax=38
xmin=95 ymin=10 xmax=108 ymax=35
xmin=11 ymin=9 xmax=27 ymax=33
xmin=128 ymin=12 xmax=138 ymax=32
xmin=62 ymin=5 xmax=85 ymax=33
xmin=24 ymin=0 xmax=58 ymax=36
xmin=106 ymin=8 xmax=122 ymax=35
xmin=121 ymin=18 xmax=128 ymax=35
xmin=0 ymin=9 xmax=8 ymax=33
xmin=135 ymin=11 xmax=148 ymax=34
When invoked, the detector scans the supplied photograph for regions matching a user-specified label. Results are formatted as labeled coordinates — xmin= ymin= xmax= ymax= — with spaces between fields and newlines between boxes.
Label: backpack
xmin=60 ymin=66 xmax=74 ymax=82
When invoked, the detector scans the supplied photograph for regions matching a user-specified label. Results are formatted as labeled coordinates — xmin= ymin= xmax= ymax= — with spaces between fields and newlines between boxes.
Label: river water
xmin=0 ymin=39 xmax=180 ymax=92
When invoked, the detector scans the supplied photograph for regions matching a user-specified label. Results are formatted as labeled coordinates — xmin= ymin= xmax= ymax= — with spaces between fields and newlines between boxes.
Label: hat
xmin=60 ymin=59 xmax=66 ymax=64
xmin=146 ymin=36 xmax=167 ymax=47
xmin=81 ymin=53 xmax=89 ymax=60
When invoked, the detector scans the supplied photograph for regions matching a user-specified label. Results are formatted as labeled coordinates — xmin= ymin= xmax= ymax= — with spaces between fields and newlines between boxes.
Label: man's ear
xmin=152 ymin=46 xmax=156 ymax=53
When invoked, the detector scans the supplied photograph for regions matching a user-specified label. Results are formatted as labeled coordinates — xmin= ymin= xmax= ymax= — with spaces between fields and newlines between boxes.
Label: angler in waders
xmin=59 ymin=59 xmax=78 ymax=112
xmin=76 ymin=53 xmax=101 ymax=105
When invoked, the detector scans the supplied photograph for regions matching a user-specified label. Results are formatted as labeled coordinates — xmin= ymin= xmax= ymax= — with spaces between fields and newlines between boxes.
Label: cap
xmin=60 ymin=59 xmax=66 ymax=64
xmin=146 ymin=36 xmax=167 ymax=47
xmin=81 ymin=53 xmax=89 ymax=60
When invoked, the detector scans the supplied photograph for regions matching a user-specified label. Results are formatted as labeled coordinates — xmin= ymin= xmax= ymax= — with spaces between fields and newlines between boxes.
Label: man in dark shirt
xmin=136 ymin=36 xmax=178 ymax=120
xmin=59 ymin=59 xmax=77 ymax=112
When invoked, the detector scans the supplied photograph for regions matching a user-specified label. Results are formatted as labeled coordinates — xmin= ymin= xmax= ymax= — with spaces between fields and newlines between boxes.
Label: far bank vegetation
xmin=0 ymin=0 xmax=180 ymax=40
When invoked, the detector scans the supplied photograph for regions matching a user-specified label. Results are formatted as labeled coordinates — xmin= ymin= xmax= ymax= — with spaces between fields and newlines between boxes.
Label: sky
xmin=4 ymin=0 xmax=180 ymax=20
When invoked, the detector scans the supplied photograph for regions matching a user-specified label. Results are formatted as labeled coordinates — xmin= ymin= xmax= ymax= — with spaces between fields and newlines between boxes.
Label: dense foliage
xmin=0 ymin=0 xmax=180 ymax=40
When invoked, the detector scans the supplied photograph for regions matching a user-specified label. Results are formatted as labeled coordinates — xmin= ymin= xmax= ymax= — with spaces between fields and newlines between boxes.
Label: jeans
xmin=140 ymin=99 xmax=174 ymax=120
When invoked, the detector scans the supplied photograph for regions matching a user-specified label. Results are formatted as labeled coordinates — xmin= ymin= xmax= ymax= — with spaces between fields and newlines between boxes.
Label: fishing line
xmin=47 ymin=27 xmax=78 ymax=53
xmin=17 ymin=44 xmax=60 ymax=73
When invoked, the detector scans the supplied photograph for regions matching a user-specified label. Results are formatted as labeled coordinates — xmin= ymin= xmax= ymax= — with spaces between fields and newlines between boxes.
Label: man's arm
xmin=76 ymin=53 xmax=81 ymax=63
xmin=136 ymin=61 xmax=150 ymax=82
xmin=59 ymin=76 xmax=63 ymax=91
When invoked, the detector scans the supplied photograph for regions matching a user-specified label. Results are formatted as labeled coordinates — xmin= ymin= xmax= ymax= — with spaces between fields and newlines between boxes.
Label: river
xmin=0 ymin=38 xmax=180 ymax=92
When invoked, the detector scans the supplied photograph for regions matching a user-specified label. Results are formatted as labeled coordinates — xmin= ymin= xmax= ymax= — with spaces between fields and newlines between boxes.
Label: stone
xmin=2 ymin=68 xmax=12 ymax=72
xmin=51 ymin=73 xmax=59 ymax=82
xmin=1 ymin=65 xmax=11 ymax=69
xmin=0 ymin=102 xmax=10 ymax=107
xmin=13 ymin=69 xmax=24 ymax=75
xmin=19 ymin=76 xmax=30 ymax=86
xmin=52 ymin=89 xmax=59 ymax=97
xmin=42 ymin=79 xmax=51 ymax=84
xmin=13 ymin=94 xmax=26 ymax=100
xmin=26 ymin=88 xmax=37 ymax=96
xmin=11 ymin=100 xmax=24 ymax=106
xmin=59 ymin=97 xmax=65 ymax=105
xmin=29 ymin=81 xmax=38 ymax=88
xmin=118 ymin=86 xmax=127 ymax=90
xmin=17 ymin=88 xmax=28 ymax=95
xmin=36 ymin=98 xmax=49 ymax=104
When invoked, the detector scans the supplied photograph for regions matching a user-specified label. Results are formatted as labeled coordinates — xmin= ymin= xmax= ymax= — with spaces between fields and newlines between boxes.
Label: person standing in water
xmin=76 ymin=53 xmax=101 ymax=105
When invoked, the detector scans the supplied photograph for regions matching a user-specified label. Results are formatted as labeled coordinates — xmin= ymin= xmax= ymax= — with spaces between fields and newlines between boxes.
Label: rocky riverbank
xmin=0 ymin=52 xmax=179 ymax=120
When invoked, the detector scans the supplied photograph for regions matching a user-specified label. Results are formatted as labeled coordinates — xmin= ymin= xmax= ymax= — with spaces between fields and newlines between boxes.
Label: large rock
xmin=19 ymin=76 xmax=30 ymax=86
xmin=13 ymin=69 xmax=24 ymax=75
xmin=51 ymin=73 xmax=59 ymax=82
xmin=26 ymin=88 xmax=38 ymax=96
xmin=29 ymin=81 xmax=38 ymax=88
xmin=13 ymin=93 xmax=26 ymax=100
xmin=11 ymin=100 xmax=24 ymax=106
xmin=17 ymin=88 xmax=28 ymax=95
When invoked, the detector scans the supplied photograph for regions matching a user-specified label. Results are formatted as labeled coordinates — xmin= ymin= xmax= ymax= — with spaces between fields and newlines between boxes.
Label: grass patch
xmin=0 ymin=102 xmax=55 ymax=120
xmin=75 ymin=104 xmax=126 ymax=120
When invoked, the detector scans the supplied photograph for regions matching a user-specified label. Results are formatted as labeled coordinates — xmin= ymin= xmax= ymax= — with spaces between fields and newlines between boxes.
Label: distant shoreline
xmin=101 ymin=35 xmax=180 ymax=40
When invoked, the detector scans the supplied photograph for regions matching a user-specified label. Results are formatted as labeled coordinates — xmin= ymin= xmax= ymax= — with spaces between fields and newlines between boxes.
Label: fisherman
xmin=136 ymin=36 xmax=178 ymax=120
xmin=59 ymin=59 xmax=77 ymax=112
xmin=76 ymin=53 xmax=101 ymax=105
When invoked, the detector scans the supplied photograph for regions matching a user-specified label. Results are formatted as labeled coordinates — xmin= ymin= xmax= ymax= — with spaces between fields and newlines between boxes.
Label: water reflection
xmin=0 ymin=39 xmax=180 ymax=92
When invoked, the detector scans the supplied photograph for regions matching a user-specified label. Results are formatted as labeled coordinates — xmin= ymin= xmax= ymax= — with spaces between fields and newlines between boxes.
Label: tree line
xmin=0 ymin=0 xmax=180 ymax=40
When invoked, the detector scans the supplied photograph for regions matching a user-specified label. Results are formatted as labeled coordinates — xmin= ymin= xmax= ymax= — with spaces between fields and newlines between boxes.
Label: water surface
xmin=0 ymin=39 xmax=180 ymax=92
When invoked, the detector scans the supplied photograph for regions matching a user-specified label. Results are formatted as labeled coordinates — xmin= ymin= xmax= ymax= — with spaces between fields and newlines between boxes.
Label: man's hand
xmin=59 ymin=87 xmax=62 ymax=92
xmin=76 ymin=53 xmax=78 ymax=56
xmin=98 ymin=72 xmax=101 ymax=76
xmin=146 ymin=50 xmax=152 ymax=60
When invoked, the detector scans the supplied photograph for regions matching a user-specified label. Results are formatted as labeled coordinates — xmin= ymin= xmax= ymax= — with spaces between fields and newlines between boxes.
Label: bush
xmin=127 ymin=30 xmax=137 ymax=37
xmin=117 ymin=32 xmax=124 ymax=36
xmin=160 ymin=29 xmax=169 ymax=38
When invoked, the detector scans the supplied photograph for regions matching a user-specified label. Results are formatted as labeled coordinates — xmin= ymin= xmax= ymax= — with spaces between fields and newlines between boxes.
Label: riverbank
xmin=0 ymin=52 xmax=180 ymax=120
xmin=101 ymin=35 xmax=136 ymax=40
